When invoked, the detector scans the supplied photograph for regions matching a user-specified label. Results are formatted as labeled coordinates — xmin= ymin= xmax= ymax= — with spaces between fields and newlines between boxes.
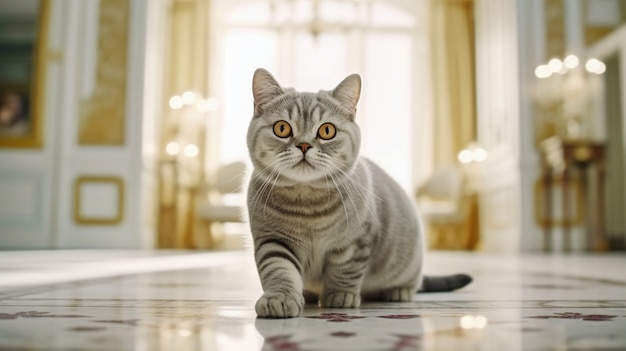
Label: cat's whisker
xmin=263 ymin=161 xmax=288 ymax=217
xmin=332 ymin=172 xmax=360 ymax=226
xmin=325 ymin=160 xmax=380 ymax=226
xmin=330 ymin=160 xmax=382 ymax=210
xmin=321 ymin=157 xmax=374 ymax=203
xmin=325 ymin=160 xmax=372 ymax=229
xmin=324 ymin=169 xmax=350 ymax=228
xmin=249 ymin=159 xmax=285 ymax=222
xmin=332 ymin=164 xmax=382 ymax=202
xmin=250 ymin=159 xmax=280 ymax=196
xmin=254 ymin=158 xmax=283 ymax=181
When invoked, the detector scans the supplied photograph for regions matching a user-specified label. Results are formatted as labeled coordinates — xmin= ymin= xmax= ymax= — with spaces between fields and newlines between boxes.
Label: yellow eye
xmin=318 ymin=123 xmax=336 ymax=140
xmin=273 ymin=120 xmax=292 ymax=138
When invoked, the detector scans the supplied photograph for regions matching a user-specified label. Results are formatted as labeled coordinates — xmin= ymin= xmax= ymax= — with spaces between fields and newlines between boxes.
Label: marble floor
xmin=0 ymin=249 xmax=625 ymax=351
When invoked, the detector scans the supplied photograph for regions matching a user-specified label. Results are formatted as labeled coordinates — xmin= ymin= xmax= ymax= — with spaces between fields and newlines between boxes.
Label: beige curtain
xmin=158 ymin=0 xmax=211 ymax=249
xmin=430 ymin=0 xmax=476 ymax=168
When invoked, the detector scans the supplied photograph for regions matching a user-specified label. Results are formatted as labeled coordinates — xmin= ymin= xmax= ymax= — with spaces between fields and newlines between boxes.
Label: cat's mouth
xmin=296 ymin=158 xmax=314 ymax=168
xmin=281 ymin=157 xmax=324 ymax=183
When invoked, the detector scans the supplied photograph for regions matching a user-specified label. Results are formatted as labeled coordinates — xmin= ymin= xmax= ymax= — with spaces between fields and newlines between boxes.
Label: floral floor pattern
xmin=0 ymin=250 xmax=625 ymax=350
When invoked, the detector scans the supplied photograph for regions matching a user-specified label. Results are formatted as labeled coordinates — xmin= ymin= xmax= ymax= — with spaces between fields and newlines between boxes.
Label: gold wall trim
xmin=77 ymin=0 xmax=129 ymax=145
xmin=73 ymin=176 xmax=125 ymax=225
xmin=545 ymin=0 xmax=565 ymax=59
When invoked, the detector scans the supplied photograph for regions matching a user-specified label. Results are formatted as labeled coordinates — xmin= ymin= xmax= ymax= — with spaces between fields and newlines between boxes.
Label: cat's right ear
xmin=331 ymin=73 xmax=361 ymax=114
xmin=252 ymin=68 xmax=283 ymax=112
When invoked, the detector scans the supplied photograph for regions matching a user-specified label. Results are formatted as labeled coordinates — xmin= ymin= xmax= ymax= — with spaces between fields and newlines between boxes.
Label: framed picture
xmin=0 ymin=0 xmax=48 ymax=148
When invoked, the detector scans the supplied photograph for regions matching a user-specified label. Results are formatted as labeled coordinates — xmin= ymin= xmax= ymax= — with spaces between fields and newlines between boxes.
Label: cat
xmin=246 ymin=68 xmax=472 ymax=318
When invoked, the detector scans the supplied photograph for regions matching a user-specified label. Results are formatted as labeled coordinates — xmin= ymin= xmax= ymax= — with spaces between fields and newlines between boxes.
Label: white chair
xmin=196 ymin=161 xmax=247 ymax=247
xmin=416 ymin=166 xmax=475 ymax=250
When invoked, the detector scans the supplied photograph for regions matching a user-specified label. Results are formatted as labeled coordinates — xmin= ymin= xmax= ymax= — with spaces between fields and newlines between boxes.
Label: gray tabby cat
xmin=247 ymin=68 xmax=471 ymax=318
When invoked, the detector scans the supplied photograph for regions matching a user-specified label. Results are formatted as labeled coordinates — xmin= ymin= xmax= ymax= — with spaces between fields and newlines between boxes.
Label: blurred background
xmin=0 ymin=0 xmax=624 ymax=254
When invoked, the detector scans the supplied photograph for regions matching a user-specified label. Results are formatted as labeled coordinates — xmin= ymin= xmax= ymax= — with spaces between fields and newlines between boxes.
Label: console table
xmin=538 ymin=138 xmax=608 ymax=251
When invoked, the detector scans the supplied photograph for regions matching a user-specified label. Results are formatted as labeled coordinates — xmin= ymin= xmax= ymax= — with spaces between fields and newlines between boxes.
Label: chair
xmin=416 ymin=166 xmax=476 ymax=250
xmin=196 ymin=161 xmax=247 ymax=247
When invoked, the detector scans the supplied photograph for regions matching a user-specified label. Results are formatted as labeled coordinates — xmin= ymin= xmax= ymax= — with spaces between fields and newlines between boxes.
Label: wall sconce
xmin=161 ymin=91 xmax=217 ymax=192
xmin=534 ymin=55 xmax=605 ymax=79
xmin=165 ymin=141 xmax=180 ymax=156
xmin=458 ymin=142 xmax=488 ymax=164
xmin=458 ymin=142 xmax=487 ymax=194
xmin=532 ymin=54 xmax=605 ymax=142
xmin=169 ymin=91 xmax=218 ymax=113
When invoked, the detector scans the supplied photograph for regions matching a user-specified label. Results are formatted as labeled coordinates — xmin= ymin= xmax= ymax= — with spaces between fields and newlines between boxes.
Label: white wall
xmin=474 ymin=0 xmax=523 ymax=252
xmin=516 ymin=0 xmax=546 ymax=252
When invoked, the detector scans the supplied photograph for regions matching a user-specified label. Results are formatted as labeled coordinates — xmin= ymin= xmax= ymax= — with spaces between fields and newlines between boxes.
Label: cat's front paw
xmin=255 ymin=291 xmax=304 ymax=318
xmin=381 ymin=287 xmax=413 ymax=302
xmin=322 ymin=291 xmax=361 ymax=308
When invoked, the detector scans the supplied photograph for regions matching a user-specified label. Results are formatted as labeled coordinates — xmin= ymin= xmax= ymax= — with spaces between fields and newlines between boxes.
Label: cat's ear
xmin=252 ymin=68 xmax=284 ymax=110
xmin=331 ymin=74 xmax=361 ymax=112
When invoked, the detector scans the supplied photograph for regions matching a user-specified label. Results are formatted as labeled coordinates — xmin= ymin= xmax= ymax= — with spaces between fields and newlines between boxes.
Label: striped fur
xmin=247 ymin=68 xmax=471 ymax=318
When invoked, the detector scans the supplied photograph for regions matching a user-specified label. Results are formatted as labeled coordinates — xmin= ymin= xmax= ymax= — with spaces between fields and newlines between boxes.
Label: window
xmin=210 ymin=0 xmax=428 ymax=191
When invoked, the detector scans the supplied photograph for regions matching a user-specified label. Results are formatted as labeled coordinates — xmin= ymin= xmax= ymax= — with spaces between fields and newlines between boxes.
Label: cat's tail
xmin=419 ymin=274 xmax=472 ymax=293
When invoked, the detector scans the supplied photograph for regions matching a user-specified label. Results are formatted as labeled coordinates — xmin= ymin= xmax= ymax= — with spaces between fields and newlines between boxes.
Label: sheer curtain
xmin=425 ymin=0 xmax=478 ymax=250
xmin=430 ymin=0 xmax=476 ymax=167
xmin=158 ymin=0 xmax=211 ymax=248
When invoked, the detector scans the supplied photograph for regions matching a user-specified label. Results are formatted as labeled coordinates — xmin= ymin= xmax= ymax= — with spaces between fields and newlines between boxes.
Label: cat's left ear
xmin=331 ymin=74 xmax=361 ymax=113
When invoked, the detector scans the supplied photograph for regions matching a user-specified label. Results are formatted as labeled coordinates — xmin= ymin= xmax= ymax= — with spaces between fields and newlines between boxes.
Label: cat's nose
xmin=296 ymin=143 xmax=312 ymax=154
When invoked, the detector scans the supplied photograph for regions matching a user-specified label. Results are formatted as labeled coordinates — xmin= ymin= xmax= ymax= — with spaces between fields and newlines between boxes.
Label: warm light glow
xmin=587 ymin=59 xmax=606 ymax=74
xmin=182 ymin=91 xmax=197 ymax=105
xmin=585 ymin=58 xmax=600 ymax=71
xmin=534 ymin=65 xmax=552 ymax=79
xmin=197 ymin=98 xmax=219 ymax=113
xmin=548 ymin=58 xmax=563 ymax=73
xmin=460 ymin=315 xmax=488 ymax=330
xmin=460 ymin=315 xmax=474 ymax=329
xmin=474 ymin=148 xmax=488 ymax=162
xmin=458 ymin=149 xmax=473 ymax=164
xmin=585 ymin=58 xmax=606 ymax=74
xmin=165 ymin=141 xmax=180 ymax=156
xmin=184 ymin=144 xmax=199 ymax=158
xmin=169 ymin=96 xmax=183 ymax=110
xmin=178 ymin=329 xmax=192 ymax=337
xmin=475 ymin=315 xmax=488 ymax=328
xmin=458 ymin=145 xmax=487 ymax=164
xmin=564 ymin=54 xmax=579 ymax=69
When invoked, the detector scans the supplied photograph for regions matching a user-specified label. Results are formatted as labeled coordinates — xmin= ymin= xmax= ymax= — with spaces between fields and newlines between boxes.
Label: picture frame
xmin=0 ymin=0 xmax=49 ymax=148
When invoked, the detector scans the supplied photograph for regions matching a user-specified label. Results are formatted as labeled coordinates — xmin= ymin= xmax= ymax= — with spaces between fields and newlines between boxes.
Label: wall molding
xmin=0 ymin=172 xmax=45 ymax=229
xmin=73 ymin=176 xmax=124 ymax=225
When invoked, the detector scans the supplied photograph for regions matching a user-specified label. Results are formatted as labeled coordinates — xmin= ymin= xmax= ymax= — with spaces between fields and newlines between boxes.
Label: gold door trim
xmin=73 ymin=176 xmax=125 ymax=225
